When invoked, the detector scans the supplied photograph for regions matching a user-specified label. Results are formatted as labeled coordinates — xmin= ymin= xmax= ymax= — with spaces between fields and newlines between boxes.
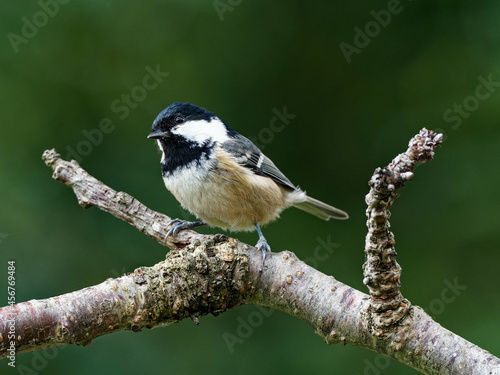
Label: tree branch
xmin=0 ymin=132 xmax=498 ymax=374
xmin=363 ymin=128 xmax=443 ymax=330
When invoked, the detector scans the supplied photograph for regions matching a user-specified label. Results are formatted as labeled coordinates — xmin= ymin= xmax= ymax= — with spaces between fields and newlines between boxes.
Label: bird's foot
xmin=254 ymin=223 xmax=271 ymax=271
xmin=166 ymin=219 xmax=205 ymax=238
xmin=255 ymin=237 xmax=271 ymax=271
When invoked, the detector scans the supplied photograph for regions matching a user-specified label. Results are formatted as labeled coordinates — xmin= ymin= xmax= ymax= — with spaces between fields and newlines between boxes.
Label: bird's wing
xmin=221 ymin=133 xmax=296 ymax=190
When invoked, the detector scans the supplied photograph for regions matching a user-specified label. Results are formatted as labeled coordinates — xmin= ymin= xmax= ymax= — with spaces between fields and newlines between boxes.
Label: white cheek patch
xmin=172 ymin=118 xmax=229 ymax=145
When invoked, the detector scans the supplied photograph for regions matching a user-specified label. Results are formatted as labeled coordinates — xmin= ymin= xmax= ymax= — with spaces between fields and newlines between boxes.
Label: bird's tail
xmin=294 ymin=196 xmax=348 ymax=220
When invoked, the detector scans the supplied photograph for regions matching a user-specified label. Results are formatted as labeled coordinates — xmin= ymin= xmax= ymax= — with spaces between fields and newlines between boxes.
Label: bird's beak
xmin=147 ymin=130 xmax=169 ymax=139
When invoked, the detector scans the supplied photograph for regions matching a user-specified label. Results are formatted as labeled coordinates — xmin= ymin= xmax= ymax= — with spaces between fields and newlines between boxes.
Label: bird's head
xmin=148 ymin=102 xmax=231 ymax=146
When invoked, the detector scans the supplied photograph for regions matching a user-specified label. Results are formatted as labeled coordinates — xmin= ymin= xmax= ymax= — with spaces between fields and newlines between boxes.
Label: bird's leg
xmin=166 ymin=219 xmax=205 ymax=238
xmin=255 ymin=223 xmax=271 ymax=268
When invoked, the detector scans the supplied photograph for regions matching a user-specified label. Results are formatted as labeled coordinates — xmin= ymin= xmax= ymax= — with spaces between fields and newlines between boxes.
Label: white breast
xmin=162 ymin=157 xmax=215 ymax=215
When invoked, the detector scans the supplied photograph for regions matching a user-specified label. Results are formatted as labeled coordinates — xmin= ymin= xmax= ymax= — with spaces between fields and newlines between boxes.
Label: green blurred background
xmin=1 ymin=1 xmax=499 ymax=374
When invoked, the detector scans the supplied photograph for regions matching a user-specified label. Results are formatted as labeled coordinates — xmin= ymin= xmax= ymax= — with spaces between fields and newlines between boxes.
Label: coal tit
xmin=148 ymin=102 xmax=348 ymax=262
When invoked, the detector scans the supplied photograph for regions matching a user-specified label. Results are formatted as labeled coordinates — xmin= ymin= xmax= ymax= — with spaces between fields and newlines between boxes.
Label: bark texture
xmin=0 ymin=132 xmax=498 ymax=374
xmin=363 ymin=129 xmax=443 ymax=331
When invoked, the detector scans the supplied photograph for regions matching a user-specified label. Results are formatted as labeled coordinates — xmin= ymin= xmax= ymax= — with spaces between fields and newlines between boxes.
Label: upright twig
xmin=363 ymin=128 xmax=443 ymax=332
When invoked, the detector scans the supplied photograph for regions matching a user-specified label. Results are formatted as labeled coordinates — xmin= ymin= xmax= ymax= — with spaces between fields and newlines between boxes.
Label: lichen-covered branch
xmin=363 ymin=128 xmax=443 ymax=331
xmin=0 ymin=235 xmax=251 ymax=357
xmin=0 ymin=138 xmax=498 ymax=374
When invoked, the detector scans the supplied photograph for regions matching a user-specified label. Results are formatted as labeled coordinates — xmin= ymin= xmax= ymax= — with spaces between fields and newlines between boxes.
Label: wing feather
xmin=221 ymin=134 xmax=296 ymax=190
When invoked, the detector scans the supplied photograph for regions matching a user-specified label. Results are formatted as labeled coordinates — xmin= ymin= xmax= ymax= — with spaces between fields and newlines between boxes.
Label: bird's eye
xmin=174 ymin=115 xmax=184 ymax=124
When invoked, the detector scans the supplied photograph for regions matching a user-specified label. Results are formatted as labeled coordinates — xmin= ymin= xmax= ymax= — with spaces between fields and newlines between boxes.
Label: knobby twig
xmin=363 ymin=128 xmax=443 ymax=331
xmin=0 ymin=131 xmax=498 ymax=374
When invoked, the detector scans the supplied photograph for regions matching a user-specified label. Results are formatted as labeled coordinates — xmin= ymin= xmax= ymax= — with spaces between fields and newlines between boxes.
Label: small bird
xmin=148 ymin=102 xmax=348 ymax=263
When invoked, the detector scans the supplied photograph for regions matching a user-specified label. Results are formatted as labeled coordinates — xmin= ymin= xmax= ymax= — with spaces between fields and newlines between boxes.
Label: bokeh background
xmin=1 ymin=1 xmax=499 ymax=374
